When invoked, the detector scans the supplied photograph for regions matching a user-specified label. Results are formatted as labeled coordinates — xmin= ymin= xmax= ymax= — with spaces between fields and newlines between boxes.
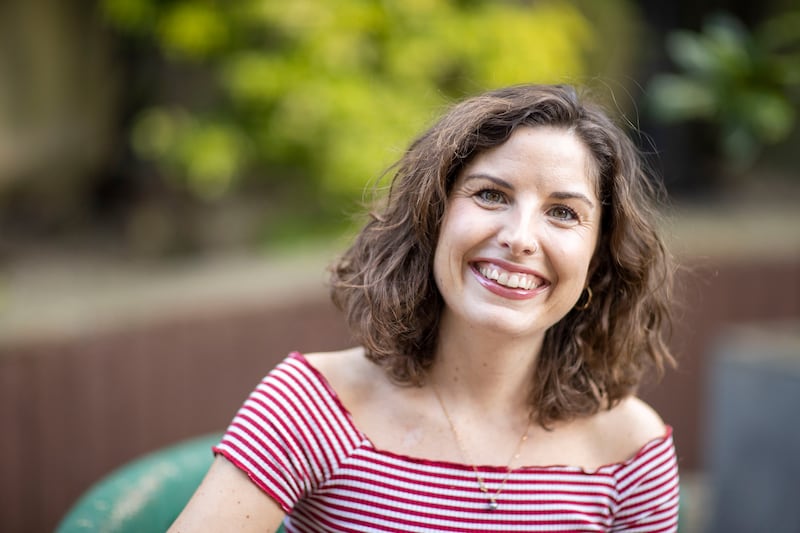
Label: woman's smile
xmin=470 ymin=260 xmax=549 ymax=299
xmin=433 ymin=125 xmax=601 ymax=338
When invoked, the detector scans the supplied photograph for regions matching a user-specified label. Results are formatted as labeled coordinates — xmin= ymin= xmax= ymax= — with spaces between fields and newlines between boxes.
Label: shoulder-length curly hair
xmin=330 ymin=84 xmax=675 ymax=426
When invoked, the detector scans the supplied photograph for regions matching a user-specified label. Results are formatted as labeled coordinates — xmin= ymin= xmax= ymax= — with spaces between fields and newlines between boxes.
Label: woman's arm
xmin=168 ymin=456 xmax=286 ymax=533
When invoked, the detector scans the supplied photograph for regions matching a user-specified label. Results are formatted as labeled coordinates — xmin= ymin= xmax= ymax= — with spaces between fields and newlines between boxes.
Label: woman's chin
xmin=465 ymin=312 xmax=547 ymax=340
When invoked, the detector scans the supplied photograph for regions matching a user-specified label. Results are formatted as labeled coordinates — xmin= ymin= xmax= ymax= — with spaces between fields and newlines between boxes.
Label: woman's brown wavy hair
xmin=330 ymin=84 xmax=675 ymax=426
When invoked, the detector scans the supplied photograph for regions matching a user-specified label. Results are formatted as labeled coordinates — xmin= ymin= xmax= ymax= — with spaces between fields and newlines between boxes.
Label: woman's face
xmin=433 ymin=126 xmax=601 ymax=340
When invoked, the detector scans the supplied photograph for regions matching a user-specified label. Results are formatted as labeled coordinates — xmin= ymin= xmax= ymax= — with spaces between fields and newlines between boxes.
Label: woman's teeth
xmin=478 ymin=265 xmax=540 ymax=290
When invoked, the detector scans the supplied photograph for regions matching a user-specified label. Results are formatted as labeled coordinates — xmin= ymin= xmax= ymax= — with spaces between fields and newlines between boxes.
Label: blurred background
xmin=1 ymin=0 xmax=798 ymax=531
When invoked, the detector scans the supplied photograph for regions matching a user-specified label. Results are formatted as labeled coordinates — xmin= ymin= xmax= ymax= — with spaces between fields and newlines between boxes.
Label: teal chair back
xmin=56 ymin=433 xmax=287 ymax=533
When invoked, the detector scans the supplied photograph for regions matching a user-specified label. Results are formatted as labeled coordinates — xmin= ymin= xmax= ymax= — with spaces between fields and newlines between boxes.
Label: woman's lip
xmin=470 ymin=258 xmax=548 ymax=281
xmin=469 ymin=263 xmax=549 ymax=300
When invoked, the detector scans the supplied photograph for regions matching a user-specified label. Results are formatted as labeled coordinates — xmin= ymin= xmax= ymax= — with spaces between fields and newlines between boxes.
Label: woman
xmin=171 ymin=84 xmax=679 ymax=532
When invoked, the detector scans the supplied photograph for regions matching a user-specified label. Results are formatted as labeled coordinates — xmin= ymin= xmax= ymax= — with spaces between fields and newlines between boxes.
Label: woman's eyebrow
xmin=464 ymin=174 xmax=596 ymax=209
xmin=463 ymin=173 xmax=514 ymax=189
xmin=549 ymin=191 xmax=596 ymax=209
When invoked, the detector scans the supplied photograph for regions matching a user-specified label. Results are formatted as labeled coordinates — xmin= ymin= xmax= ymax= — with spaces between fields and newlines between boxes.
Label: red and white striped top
xmin=214 ymin=353 xmax=679 ymax=532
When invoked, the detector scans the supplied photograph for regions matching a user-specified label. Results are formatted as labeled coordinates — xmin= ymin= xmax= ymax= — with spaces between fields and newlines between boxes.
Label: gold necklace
xmin=431 ymin=385 xmax=532 ymax=511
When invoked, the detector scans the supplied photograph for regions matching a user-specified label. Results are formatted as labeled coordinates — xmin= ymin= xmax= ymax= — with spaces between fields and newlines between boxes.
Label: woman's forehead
xmin=458 ymin=126 xmax=602 ymax=197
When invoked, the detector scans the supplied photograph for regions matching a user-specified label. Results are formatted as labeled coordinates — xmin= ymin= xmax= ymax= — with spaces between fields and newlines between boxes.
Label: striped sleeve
xmin=610 ymin=430 xmax=680 ymax=532
xmin=212 ymin=353 xmax=363 ymax=513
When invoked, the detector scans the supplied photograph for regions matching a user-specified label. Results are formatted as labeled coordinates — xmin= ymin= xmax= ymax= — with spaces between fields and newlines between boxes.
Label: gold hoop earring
xmin=575 ymin=287 xmax=593 ymax=310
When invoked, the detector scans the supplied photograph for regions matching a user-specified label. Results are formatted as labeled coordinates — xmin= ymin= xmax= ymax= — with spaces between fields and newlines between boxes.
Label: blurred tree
xmin=646 ymin=10 xmax=800 ymax=172
xmin=105 ymin=0 xmax=592 ymax=194
xmin=100 ymin=0 xmax=635 ymax=247
xmin=0 ymin=0 xmax=644 ymax=257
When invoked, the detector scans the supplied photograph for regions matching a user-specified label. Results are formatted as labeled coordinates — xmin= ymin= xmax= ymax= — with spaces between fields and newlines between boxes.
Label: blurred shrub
xmin=647 ymin=11 xmax=800 ymax=169
xmin=101 ymin=1 xmax=596 ymax=211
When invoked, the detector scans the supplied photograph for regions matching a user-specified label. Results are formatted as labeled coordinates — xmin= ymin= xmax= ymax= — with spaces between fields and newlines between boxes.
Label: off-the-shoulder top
xmin=214 ymin=353 xmax=679 ymax=532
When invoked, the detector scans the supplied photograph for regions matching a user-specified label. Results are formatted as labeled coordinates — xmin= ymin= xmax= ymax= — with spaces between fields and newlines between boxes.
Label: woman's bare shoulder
xmin=581 ymin=396 xmax=669 ymax=466
xmin=610 ymin=396 xmax=667 ymax=437
xmin=304 ymin=346 xmax=366 ymax=366
xmin=599 ymin=396 xmax=667 ymax=459
xmin=303 ymin=347 xmax=388 ymax=404
xmin=304 ymin=347 xmax=371 ymax=384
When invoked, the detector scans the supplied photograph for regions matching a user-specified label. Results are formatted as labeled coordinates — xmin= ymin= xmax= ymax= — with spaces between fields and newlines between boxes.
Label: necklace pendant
xmin=487 ymin=499 xmax=499 ymax=511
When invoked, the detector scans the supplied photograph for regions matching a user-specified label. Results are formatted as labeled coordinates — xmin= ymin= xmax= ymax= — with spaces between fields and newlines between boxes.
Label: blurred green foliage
xmin=647 ymin=11 xmax=800 ymax=169
xmin=101 ymin=0 xmax=597 ymax=208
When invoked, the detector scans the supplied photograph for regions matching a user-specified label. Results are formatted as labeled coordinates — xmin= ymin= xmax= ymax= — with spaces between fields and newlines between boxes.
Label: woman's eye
xmin=549 ymin=205 xmax=578 ymax=221
xmin=476 ymin=189 xmax=505 ymax=204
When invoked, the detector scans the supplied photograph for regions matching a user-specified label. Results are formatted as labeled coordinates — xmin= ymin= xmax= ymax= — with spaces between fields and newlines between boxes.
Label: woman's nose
xmin=498 ymin=212 xmax=539 ymax=256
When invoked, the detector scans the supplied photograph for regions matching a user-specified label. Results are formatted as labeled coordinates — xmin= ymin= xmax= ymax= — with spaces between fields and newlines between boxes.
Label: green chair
xmin=56 ymin=433 xmax=288 ymax=533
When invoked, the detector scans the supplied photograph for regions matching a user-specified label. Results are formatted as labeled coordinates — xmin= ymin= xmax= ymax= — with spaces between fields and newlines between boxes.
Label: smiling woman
xmin=169 ymin=85 xmax=679 ymax=532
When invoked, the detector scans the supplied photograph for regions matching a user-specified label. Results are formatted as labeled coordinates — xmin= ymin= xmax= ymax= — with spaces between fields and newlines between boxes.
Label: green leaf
xmin=157 ymin=3 xmax=230 ymax=59
xmin=738 ymin=91 xmax=796 ymax=142
xmin=666 ymin=31 xmax=718 ymax=76
xmin=179 ymin=122 xmax=249 ymax=198
xmin=756 ymin=11 xmax=800 ymax=52
xmin=703 ymin=13 xmax=751 ymax=76
xmin=100 ymin=0 xmax=158 ymax=33
xmin=131 ymin=108 xmax=181 ymax=159
xmin=647 ymin=74 xmax=716 ymax=120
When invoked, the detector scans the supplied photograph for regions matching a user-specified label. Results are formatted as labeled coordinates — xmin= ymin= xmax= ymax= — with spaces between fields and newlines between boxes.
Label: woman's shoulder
xmin=303 ymin=348 xmax=438 ymax=454
xmin=303 ymin=346 xmax=367 ymax=368
xmin=576 ymin=396 xmax=670 ymax=468
xmin=302 ymin=347 xmax=391 ymax=407
xmin=607 ymin=396 xmax=668 ymax=441
xmin=303 ymin=347 xmax=374 ymax=388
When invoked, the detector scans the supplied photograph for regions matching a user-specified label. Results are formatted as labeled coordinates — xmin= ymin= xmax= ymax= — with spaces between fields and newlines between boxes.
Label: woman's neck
xmin=429 ymin=318 xmax=544 ymax=416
